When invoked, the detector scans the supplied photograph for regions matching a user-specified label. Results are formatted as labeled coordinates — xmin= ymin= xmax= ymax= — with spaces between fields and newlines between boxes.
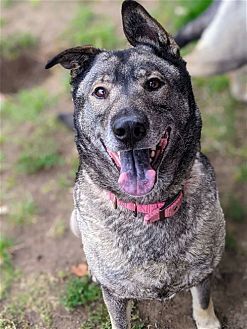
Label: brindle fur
xmin=46 ymin=1 xmax=225 ymax=328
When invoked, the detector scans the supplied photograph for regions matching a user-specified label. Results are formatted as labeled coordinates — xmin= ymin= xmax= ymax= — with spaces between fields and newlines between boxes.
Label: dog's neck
xmin=108 ymin=189 xmax=184 ymax=223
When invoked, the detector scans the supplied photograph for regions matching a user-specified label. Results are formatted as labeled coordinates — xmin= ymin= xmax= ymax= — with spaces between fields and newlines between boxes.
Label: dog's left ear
xmin=45 ymin=45 xmax=101 ymax=75
xmin=122 ymin=0 xmax=180 ymax=58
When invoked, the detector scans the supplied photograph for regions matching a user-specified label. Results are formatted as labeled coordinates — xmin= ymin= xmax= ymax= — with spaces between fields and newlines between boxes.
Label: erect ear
xmin=121 ymin=0 xmax=180 ymax=58
xmin=45 ymin=45 xmax=101 ymax=73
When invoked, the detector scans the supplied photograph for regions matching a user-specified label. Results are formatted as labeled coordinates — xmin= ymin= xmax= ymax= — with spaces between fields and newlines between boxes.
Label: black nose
xmin=112 ymin=116 xmax=147 ymax=144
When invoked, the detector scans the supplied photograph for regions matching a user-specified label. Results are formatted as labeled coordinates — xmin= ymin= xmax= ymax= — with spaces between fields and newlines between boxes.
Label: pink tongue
xmin=118 ymin=149 xmax=156 ymax=196
xmin=118 ymin=169 xmax=156 ymax=196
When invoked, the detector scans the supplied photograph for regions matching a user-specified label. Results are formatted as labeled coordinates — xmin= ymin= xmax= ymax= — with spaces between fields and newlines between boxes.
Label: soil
xmin=1 ymin=1 xmax=246 ymax=329
xmin=0 ymin=53 xmax=50 ymax=93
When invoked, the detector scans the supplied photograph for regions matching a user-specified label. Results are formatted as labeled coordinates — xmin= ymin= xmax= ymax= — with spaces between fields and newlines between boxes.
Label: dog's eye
xmin=93 ymin=87 xmax=108 ymax=99
xmin=145 ymin=78 xmax=163 ymax=91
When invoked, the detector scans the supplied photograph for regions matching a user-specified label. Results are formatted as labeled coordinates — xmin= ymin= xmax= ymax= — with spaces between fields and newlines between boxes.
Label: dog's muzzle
xmin=106 ymin=127 xmax=171 ymax=197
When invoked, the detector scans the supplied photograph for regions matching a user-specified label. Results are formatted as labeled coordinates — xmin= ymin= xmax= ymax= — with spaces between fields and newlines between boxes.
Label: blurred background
xmin=0 ymin=1 xmax=246 ymax=328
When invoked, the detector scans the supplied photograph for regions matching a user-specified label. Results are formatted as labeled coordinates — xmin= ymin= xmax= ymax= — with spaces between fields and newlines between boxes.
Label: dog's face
xmin=46 ymin=1 xmax=201 ymax=200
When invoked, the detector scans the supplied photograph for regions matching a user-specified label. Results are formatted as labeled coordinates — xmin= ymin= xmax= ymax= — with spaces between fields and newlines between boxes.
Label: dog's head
xmin=46 ymin=0 xmax=201 ymax=201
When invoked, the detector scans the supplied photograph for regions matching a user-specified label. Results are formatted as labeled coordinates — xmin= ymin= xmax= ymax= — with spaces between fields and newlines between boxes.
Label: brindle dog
xmin=46 ymin=1 xmax=225 ymax=328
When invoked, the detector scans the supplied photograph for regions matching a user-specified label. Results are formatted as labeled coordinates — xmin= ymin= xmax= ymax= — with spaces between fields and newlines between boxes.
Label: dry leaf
xmin=71 ymin=263 xmax=88 ymax=277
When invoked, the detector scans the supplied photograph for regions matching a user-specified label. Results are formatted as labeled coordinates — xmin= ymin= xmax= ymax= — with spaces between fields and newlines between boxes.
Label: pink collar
xmin=109 ymin=190 xmax=183 ymax=223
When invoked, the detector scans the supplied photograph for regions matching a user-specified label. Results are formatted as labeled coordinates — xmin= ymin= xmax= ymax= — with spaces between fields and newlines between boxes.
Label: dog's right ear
xmin=45 ymin=45 xmax=101 ymax=72
xmin=122 ymin=0 xmax=180 ymax=58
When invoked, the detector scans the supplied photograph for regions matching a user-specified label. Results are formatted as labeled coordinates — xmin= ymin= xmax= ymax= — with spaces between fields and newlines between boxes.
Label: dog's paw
xmin=193 ymin=311 xmax=221 ymax=329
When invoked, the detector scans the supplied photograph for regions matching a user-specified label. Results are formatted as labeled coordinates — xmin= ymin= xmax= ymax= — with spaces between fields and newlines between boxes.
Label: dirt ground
xmin=0 ymin=1 xmax=246 ymax=329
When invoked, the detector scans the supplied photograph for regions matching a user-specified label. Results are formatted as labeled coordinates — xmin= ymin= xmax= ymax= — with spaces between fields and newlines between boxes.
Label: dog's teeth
xmin=151 ymin=151 xmax=155 ymax=158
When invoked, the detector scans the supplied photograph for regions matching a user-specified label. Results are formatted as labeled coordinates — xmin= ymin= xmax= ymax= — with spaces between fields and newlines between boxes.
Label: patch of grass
xmin=225 ymin=197 xmax=246 ymax=223
xmin=70 ymin=155 xmax=79 ymax=174
xmin=131 ymin=305 xmax=146 ymax=329
xmin=227 ymin=145 xmax=247 ymax=159
xmin=235 ymin=163 xmax=247 ymax=183
xmin=0 ymin=236 xmax=15 ymax=299
xmin=81 ymin=304 xmax=111 ymax=329
xmin=223 ymin=97 xmax=238 ymax=142
xmin=62 ymin=275 xmax=101 ymax=310
xmin=154 ymin=0 xmax=213 ymax=34
xmin=1 ymin=88 xmax=55 ymax=123
xmin=65 ymin=6 xmax=121 ymax=49
xmin=17 ymin=121 xmax=63 ymax=174
xmin=2 ymin=0 xmax=14 ymax=8
xmin=198 ymin=80 xmax=237 ymax=153
xmin=0 ymin=237 xmax=13 ymax=265
xmin=10 ymin=198 xmax=37 ymax=225
xmin=40 ymin=178 xmax=56 ymax=194
xmin=0 ymin=134 xmax=6 ymax=145
xmin=58 ymin=155 xmax=78 ymax=189
xmin=0 ymin=151 xmax=5 ymax=172
xmin=47 ymin=218 xmax=66 ymax=238
xmin=29 ymin=0 xmax=41 ymax=6
xmin=57 ymin=175 xmax=73 ymax=189
xmin=18 ymin=147 xmax=61 ymax=174
xmin=0 ymin=293 xmax=28 ymax=325
xmin=174 ymin=0 xmax=213 ymax=29
xmin=0 ymin=318 xmax=16 ymax=329
xmin=0 ymin=17 xmax=6 ymax=28
xmin=0 ymin=274 xmax=56 ymax=328
xmin=0 ymin=32 xmax=37 ymax=59
xmin=194 ymin=75 xmax=230 ymax=93
xmin=4 ymin=175 xmax=16 ymax=191
xmin=81 ymin=301 xmax=145 ymax=329
xmin=225 ymin=232 xmax=237 ymax=252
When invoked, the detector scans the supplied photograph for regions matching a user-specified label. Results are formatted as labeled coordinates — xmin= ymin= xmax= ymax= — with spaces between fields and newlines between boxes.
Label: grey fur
xmin=46 ymin=1 xmax=225 ymax=327
xmin=194 ymin=275 xmax=212 ymax=310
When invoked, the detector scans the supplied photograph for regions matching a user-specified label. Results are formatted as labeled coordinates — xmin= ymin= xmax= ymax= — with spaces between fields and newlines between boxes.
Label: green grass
xmin=0 ymin=151 xmax=5 ymax=172
xmin=0 ymin=17 xmax=6 ymax=28
xmin=29 ymin=0 xmax=41 ymax=6
xmin=154 ymin=0 xmax=213 ymax=34
xmin=236 ymin=163 xmax=247 ymax=183
xmin=62 ymin=275 xmax=101 ymax=310
xmin=225 ymin=197 xmax=246 ymax=223
xmin=81 ymin=304 xmax=111 ymax=329
xmin=81 ymin=301 xmax=145 ymax=329
xmin=1 ymin=88 xmax=55 ymax=123
xmin=225 ymin=232 xmax=237 ymax=252
xmin=65 ymin=5 xmax=121 ymax=49
xmin=10 ymin=198 xmax=37 ymax=225
xmin=58 ymin=155 xmax=79 ymax=189
xmin=0 ymin=32 xmax=37 ymax=59
xmin=16 ymin=120 xmax=63 ymax=174
xmin=0 ymin=237 xmax=15 ymax=299
xmin=2 ymin=0 xmax=14 ymax=8
xmin=61 ymin=275 xmax=145 ymax=328
xmin=0 ymin=274 xmax=56 ymax=328
xmin=2 ymin=87 xmax=62 ymax=174
xmin=0 ymin=237 xmax=13 ymax=267
xmin=174 ymin=0 xmax=213 ymax=29
xmin=0 ymin=134 xmax=6 ymax=145
xmin=47 ymin=219 xmax=66 ymax=238
xmin=194 ymin=75 xmax=230 ymax=93
xmin=195 ymin=76 xmax=238 ymax=154
xmin=18 ymin=145 xmax=62 ymax=174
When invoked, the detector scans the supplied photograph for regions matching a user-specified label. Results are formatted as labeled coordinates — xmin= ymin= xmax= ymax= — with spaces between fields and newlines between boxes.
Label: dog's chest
xmin=75 ymin=199 xmax=218 ymax=300
xmin=73 ymin=159 xmax=225 ymax=300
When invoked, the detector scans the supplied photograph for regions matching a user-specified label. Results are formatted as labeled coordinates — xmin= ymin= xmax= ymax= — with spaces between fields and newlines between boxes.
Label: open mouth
xmin=106 ymin=127 xmax=171 ymax=197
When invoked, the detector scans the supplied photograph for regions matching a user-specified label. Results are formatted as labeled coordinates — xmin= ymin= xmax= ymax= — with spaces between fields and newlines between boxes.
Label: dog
xmin=45 ymin=1 xmax=225 ymax=328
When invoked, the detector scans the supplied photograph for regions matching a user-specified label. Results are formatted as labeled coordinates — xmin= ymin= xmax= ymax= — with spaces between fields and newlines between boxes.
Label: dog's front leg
xmin=191 ymin=276 xmax=221 ymax=329
xmin=102 ymin=286 xmax=131 ymax=329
